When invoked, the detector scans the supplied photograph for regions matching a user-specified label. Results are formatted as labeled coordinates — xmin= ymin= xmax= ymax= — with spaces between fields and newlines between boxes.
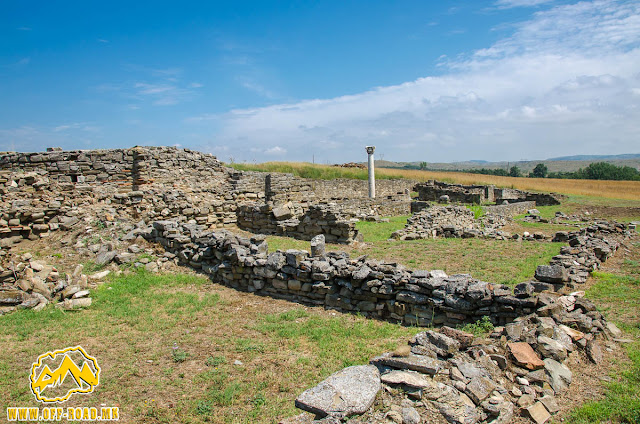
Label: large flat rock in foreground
xmin=295 ymin=365 xmax=380 ymax=418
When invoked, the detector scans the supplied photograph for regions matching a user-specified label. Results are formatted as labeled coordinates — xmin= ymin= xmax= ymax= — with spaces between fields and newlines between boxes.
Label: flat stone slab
xmin=380 ymin=370 xmax=434 ymax=388
xmin=464 ymin=376 xmax=496 ymax=405
xmin=295 ymin=365 xmax=380 ymax=418
xmin=508 ymin=342 xmax=545 ymax=370
xmin=544 ymin=358 xmax=572 ymax=394
xmin=371 ymin=353 xmax=443 ymax=375
xmin=525 ymin=401 xmax=551 ymax=424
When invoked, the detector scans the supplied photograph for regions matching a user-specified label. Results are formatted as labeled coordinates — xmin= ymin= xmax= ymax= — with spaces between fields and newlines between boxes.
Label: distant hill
xmin=374 ymin=154 xmax=640 ymax=174
xmin=547 ymin=153 xmax=640 ymax=161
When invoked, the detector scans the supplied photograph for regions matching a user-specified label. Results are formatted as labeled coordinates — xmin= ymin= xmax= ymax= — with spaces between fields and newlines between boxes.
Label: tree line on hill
xmin=410 ymin=161 xmax=640 ymax=181
xmin=465 ymin=162 xmax=640 ymax=181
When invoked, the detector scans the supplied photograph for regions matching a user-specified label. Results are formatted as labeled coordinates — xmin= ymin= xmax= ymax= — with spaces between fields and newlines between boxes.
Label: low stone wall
xmin=392 ymin=206 xmax=476 ymax=240
xmin=311 ymin=178 xmax=414 ymax=200
xmin=484 ymin=201 xmax=536 ymax=217
xmin=494 ymin=188 xmax=565 ymax=206
xmin=414 ymin=181 xmax=488 ymax=204
xmin=331 ymin=198 xmax=411 ymax=218
xmin=289 ymin=291 xmax=622 ymax=424
xmin=236 ymin=202 xmax=361 ymax=243
xmin=414 ymin=181 xmax=565 ymax=206
xmin=145 ymin=220 xmax=546 ymax=328
xmin=265 ymin=173 xmax=317 ymax=204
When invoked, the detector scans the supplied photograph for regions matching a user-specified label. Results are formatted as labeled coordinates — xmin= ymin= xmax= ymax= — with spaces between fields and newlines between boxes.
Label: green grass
xmin=510 ymin=219 xmax=577 ymax=233
xmin=357 ymin=238 xmax=563 ymax=286
xmin=459 ymin=316 xmax=494 ymax=337
xmin=266 ymin=218 xmax=562 ymax=285
xmin=568 ymin=262 xmax=640 ymax=423
xmin=466 ymin=205 xmax=485 ymax=220
xmin=522 ymin=204 xmax=567 ymax=219
xmin=355 ymin=215 xmax=408 ymax=242
xmin=264 ymin=236 xmax=313 ymax=252
xmin=255 ymin=309 xmax=414 ymax=370
xmin=0 ymin=269 xmax=416 ymax=423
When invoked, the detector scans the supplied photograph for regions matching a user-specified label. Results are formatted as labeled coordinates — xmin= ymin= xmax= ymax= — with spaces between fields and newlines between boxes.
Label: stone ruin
xmin=0 ymin=146 xmax=637 ymax=424
xmin=414 ymin=180 xmax=566 ymax=206
xmin=0 ymin=147 xmax=413 ymax=247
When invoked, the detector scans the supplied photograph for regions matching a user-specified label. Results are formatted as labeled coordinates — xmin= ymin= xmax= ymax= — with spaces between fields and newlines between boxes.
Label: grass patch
xmin=353 ymin=238 xmax=563 ymax=286
xmin=255 ymin=309 xmax=415 ymax=371
xmin=264 ymin=236 xmax=313 ymax=253
xmin=459 ymin=316 xmax=494 ymax=337
xmin=569 ymin=268 xmax=640 ymax=423
xmin=0 ymin=270 xmax=416 ymax=423
xmin=264 ymin=218 xmax=562 ymax=285
xmin=466 ymin=205 xmax=485 ymax=220
xmin=355 ymin=216 xmax=408 ymax=242
xmin=171 ymin=349 xmax=189 ymax=363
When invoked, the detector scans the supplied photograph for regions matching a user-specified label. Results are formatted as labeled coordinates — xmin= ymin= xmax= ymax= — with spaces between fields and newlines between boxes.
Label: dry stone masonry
xmin=141 ymin=217 xmax=623 ymax=331
xmin=414 ymin=180 xmax=565 ymax=206
xmin=391 ymin=206 xmax=477 ymax=240
xmin=0 ymin=147 xmax=409 ymax=248
xmin=0 ymin=146 xmax=635 ymax=424
xmin=237 ymin=202 xmax=361 ymax=243
xmin=287 ymin=292 xmax=624 ymax=424
xmin=0 ymin=254 xmax=110 ymax=315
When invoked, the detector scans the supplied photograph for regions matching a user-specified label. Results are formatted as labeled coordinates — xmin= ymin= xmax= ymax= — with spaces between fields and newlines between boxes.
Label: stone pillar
xmin=366 ymin=146 xmax=376 ymax=199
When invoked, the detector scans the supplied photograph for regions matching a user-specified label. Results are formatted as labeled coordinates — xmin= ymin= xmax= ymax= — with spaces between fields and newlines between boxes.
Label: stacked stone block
xmin=236 ymin=202 xmax=361 ymax=243
xmin=145 ymin=220 xmax=547 ymax=327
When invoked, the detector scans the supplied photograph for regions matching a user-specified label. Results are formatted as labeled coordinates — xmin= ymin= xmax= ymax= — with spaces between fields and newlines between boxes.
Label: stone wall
xmin=145 ymin=220 xmax=545 ymax=327
xmin=0 ymin=146 xmax=228 ymax=185
xmin=265 ymin=173 xmax=317 ymax=204
xmin=311 ymin=178 xmax=413 ymax=201
xmin=414 ymin=181 xmax=565 ymax=206
xmin=494 ymin=188 xmax=565 ymax=206
xmin=239 ymin=173 xmax=415 ymax=205
xmin=392 ymin=206 xmax=476 ymax=240
xmin=414 ymin=181 xmax=488 ymax=204
xmin=484 ymin=201 xmax=536 ymax=217
xmin=334 ymin=198 xmax=411 ymax=218
xmin=236 ymin=202 xmax=361 ymax=243
xmin=142 ymin=217 xmax=621 ymax=330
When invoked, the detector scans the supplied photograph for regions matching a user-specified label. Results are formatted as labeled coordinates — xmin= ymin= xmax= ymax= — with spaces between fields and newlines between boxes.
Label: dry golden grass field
xmin=230 ymin=161 xmax=640 ymax=201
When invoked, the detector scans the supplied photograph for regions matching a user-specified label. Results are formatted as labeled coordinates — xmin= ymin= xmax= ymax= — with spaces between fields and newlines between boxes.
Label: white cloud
xmin=184 ymin=113 xmax=219 ymax=123
xmin=210 ymin=0 xmax=640 ymax=162
xmin=96 ymin=65 xmax=201 ymax=107
xmin=238 ymin=77 xmax=278 ymax=99
xmin=53 ymin=123 xmax=100 ymax=133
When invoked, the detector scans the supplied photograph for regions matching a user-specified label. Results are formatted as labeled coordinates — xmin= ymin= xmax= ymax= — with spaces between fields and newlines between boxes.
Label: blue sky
xmin=1 ymin=0 xmax=639 ymax=163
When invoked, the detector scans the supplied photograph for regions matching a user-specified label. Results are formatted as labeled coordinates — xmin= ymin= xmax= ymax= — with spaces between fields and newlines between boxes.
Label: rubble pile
xmin=0 ymin=254 xmax=105 ymax=315
xmin=287 ymin=292 xmax=625 ymax=424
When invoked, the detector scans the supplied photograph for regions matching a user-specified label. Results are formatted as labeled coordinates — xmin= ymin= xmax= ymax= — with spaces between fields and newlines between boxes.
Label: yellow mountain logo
xmin=29 ymin=346 xmax=101 ymax=403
